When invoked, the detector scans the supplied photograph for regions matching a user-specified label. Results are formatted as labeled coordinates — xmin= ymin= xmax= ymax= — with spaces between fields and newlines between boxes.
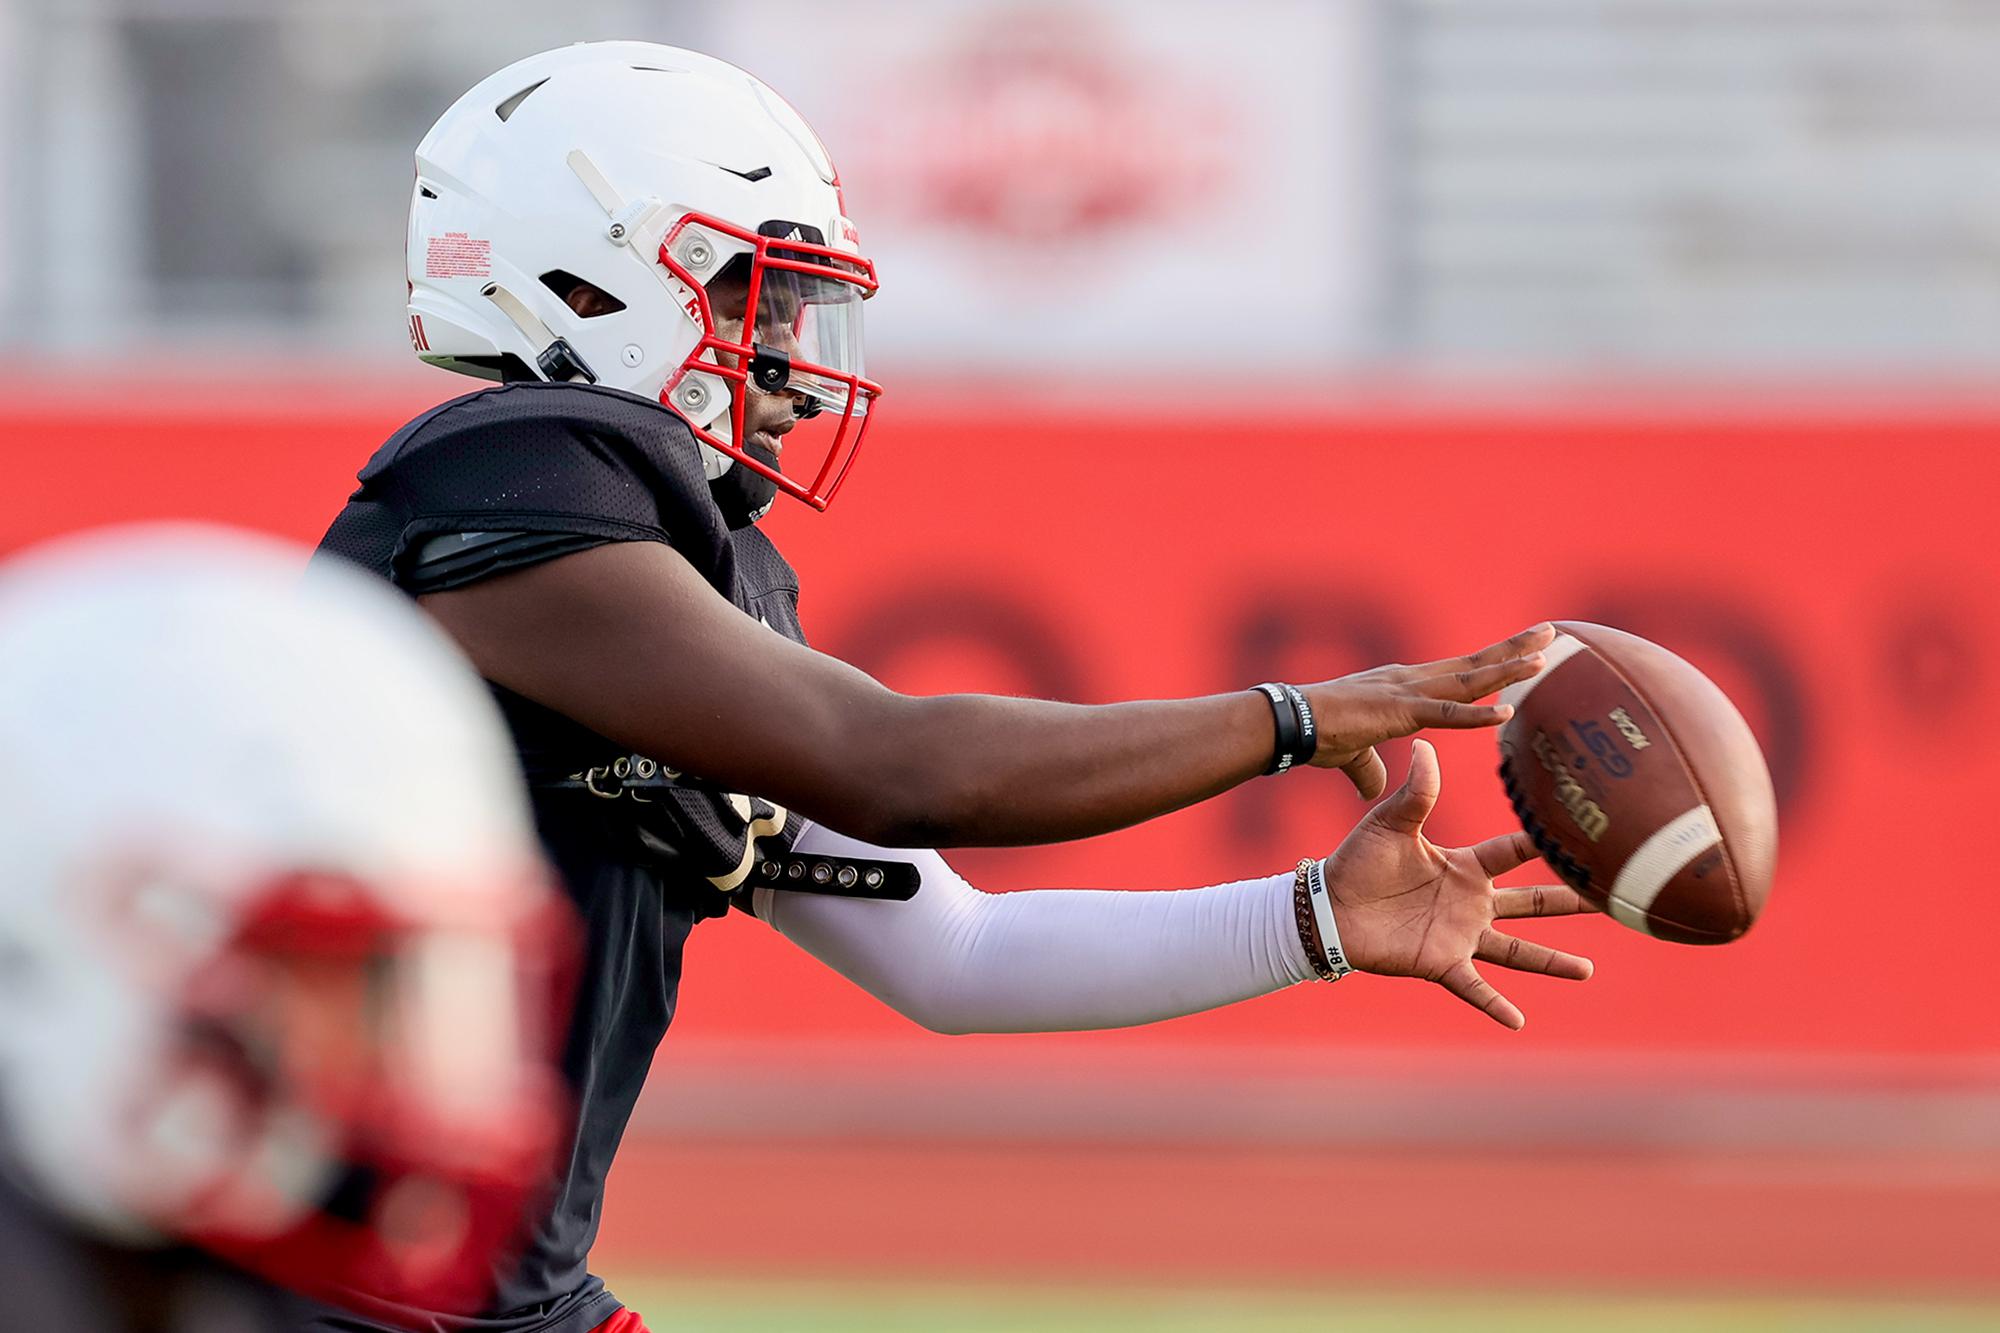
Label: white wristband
xmin=1306 ymin=857 xmax=1355 ymax=979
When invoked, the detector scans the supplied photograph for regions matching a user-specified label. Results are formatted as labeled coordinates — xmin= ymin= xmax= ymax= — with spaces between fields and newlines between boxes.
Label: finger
xmin=1415 ymin=623 xmax=1557 ymax=678
xmin=1375 ymin=739 xmax=1441 ymax=833
xmin=1406 ymin=698 xmax=1515 ymax=730
xmin=1492 ymin=884 xmax=1597 ymax=919
xmin=1476 ymin=929 xmax=1595 ymax=980
xmin=1341 ymin=746 xmax=1387 ymax=800
xmin=1415 ymin=654 xmax=1546 ymax=703
xmin=1438 ymin=959 xmax=1525 ymax=1031
xmin=1471 ymin=829 xmax=1539 ymax=878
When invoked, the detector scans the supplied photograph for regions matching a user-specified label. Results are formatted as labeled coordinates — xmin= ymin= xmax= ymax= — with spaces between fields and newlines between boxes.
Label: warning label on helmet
xmin=426 ymin=233 xmax=492 ymax=280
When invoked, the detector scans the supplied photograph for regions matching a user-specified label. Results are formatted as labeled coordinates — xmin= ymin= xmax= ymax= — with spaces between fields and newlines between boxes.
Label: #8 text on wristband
xmin=1306 ymin=857 xmax=1354 ymax=979
xmin=1254 ymin=683 xmax=1315 ymax=775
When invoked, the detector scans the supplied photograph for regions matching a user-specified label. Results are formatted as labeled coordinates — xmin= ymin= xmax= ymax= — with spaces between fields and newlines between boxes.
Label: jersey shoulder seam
xmin=397 ymin=508 xmax=671 ymax=544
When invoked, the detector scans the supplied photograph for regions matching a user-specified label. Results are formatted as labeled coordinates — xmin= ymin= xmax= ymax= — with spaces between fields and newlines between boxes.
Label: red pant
xmin=590 ymin=1313 xmax=652 ymax=1333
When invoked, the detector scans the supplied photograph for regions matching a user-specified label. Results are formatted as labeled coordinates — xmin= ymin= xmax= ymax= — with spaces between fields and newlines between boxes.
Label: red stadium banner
xmin=6 ymin=382 xmax=1997 ymax=1066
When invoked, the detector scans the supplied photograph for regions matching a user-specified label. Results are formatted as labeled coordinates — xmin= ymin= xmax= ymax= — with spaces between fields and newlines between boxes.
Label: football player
xmin=314 ymin=43 xmax=1596 ymax=1333
xmin=0 ymin=526 xmax=574 ymax=1330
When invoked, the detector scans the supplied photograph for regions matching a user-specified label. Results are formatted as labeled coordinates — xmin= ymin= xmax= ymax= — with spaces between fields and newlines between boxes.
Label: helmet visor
xmin=750 ymin=245 xmax=869 ymax=416
xmin=792 ymin=292 xmax=869 ymax=418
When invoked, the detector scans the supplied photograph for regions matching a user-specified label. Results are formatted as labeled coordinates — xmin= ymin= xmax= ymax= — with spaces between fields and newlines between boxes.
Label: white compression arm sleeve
xmin=752 ymin=822 xmax=1318 ymax=1035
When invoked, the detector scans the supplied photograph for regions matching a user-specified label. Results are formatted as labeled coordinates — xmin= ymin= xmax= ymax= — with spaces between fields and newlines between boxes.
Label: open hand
xmin=1320 ymin=738 xmax=1596 ymax=1029
xmin=1303 ymin=624 xmax=1556 ymax=798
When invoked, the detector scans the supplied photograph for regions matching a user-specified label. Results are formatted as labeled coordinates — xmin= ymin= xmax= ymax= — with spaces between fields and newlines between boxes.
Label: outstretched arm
xmin=759 ymin=824 xmax=1316 ymax=1034
xmin=758 ymin=746 xmax=1596 ymax=1036
xmin=423 ymin=540 xmax=1552 ymax=847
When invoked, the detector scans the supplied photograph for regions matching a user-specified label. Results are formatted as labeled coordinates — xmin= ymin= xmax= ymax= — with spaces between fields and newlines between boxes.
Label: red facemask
xmin=659 ymin=212 xmax=883 ymax=512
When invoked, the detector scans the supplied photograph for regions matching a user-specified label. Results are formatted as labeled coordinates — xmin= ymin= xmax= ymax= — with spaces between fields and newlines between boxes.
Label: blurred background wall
xmin=10 ymin=0 xmax=2000 ymax=375
xmin=2 ymin=0 xmax=1996 ymax=1322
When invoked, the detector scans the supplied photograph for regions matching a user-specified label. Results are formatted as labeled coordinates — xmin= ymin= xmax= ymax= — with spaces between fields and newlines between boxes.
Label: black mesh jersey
xmin=309 ymin=382 xmax=809 ymax=1333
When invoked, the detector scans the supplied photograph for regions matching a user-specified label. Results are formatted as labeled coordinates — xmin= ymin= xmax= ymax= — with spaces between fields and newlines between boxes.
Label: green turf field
xmin=607 ymin=1277 xmax=2000 ymax=1332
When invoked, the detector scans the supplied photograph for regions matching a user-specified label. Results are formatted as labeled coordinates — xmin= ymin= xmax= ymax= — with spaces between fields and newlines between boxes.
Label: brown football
xmin=1496 ymin=622 xmax=1777 ymax=944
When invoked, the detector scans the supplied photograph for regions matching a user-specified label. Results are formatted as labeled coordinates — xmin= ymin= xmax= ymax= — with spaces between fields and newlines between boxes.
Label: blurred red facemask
xmin=147 ymin=869 xmax=577 ymax=1325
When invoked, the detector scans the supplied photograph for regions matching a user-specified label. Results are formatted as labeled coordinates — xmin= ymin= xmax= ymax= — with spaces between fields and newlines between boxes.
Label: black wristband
xmin=1279 ymin=683 xmax=1318 ymax=766
xmin=1255 ymin=682 xmax=1308 ymax=775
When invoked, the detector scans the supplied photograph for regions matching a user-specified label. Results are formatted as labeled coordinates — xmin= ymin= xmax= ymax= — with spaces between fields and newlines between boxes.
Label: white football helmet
xmin=0 ymin=525 xmax=573 ymax=1319
xmin=408 ymin=41 xmax=882 ymax=512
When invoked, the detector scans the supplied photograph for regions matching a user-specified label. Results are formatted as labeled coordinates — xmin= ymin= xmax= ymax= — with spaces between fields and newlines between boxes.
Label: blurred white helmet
xmin=408 ymin=41 xmax=882 ymax=511
xmin=0 ymin=525 xmax=573 ymax=1318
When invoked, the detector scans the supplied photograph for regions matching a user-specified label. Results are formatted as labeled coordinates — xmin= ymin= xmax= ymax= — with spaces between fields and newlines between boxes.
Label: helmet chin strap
xmin=708 ymin=434 xmax=780 ymax=528
xmin=691 ymin=389 xmax=777 ymax=526
xmin=480 ymin=283 xmax=596 ymax=384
